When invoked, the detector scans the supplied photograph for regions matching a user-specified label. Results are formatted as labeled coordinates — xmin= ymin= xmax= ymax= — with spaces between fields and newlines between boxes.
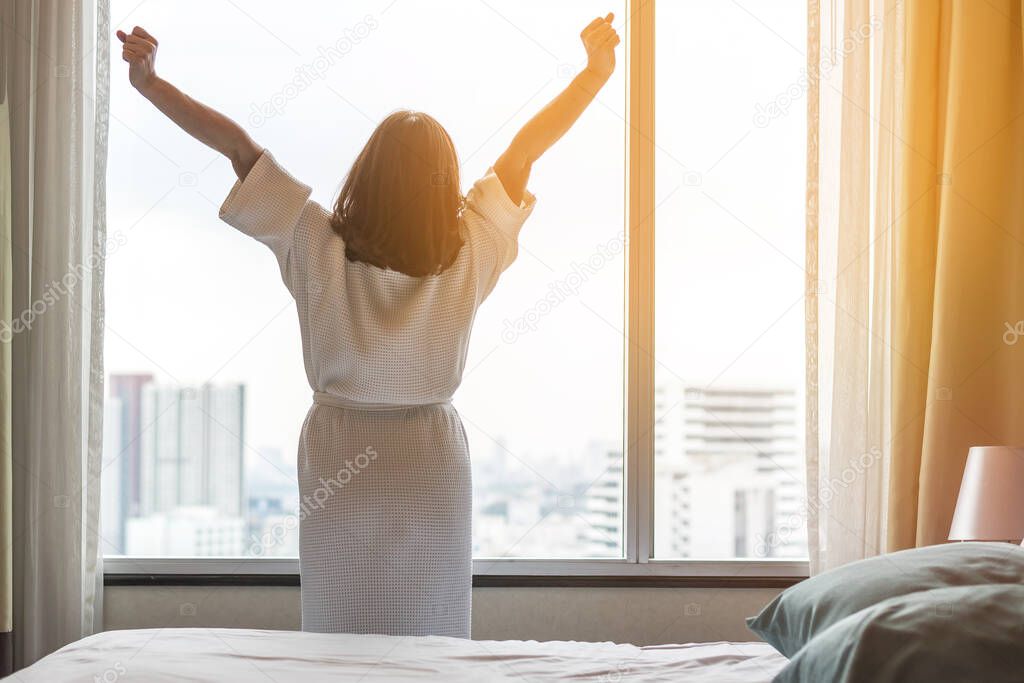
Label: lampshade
xmin=949 ymin=446 xmax=1024 ymax=542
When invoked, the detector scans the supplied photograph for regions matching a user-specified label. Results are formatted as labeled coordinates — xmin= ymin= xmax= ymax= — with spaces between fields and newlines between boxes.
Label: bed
xmin=7 ymin=628 xmax=788 ymax=682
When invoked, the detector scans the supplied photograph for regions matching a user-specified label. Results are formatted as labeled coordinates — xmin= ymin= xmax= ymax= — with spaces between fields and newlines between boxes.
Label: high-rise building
xmin=581 ymin=445 xmax=623 ymax=556
xmin=653 ymin=383 xmax=804 ymax=558
xmin=119 ymin=382 xmax=247 ymax=556
xmin=108 ymin=373 xmax=154 ymax=535
xmin=138 ymin=383 xmax=246 ymax=518
xmin=101 ymin=396 xmax=124 ymax=553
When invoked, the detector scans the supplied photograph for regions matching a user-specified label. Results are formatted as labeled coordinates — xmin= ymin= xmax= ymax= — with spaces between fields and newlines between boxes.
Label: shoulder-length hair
xmin=330 ymin=111 xmax=464 ymax=277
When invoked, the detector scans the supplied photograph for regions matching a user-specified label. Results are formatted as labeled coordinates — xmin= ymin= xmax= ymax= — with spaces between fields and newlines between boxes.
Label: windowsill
xmin=103 ymin=557 xmax=809 ymax=588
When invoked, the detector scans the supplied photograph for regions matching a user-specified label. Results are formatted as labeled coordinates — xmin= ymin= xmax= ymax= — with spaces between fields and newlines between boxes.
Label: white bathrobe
xmin=219 ymin=151 xmax=535 ymax=637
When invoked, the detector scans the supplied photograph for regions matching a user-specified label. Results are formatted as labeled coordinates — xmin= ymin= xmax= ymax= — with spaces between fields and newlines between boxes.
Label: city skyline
xmin=102 ymin=373 xmax=805 ymax=559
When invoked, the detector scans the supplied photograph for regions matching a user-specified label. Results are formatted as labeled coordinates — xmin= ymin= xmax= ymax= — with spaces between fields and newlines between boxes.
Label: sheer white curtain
xmin=805 ymin=0 xmax=902 ymax=574
xmin=6 ymin=0 xmax=109 ymax=667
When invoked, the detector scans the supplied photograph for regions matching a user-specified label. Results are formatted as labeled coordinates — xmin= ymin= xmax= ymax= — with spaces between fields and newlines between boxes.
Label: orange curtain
xmin=888 ymin=0 xmax=1024 ymax=549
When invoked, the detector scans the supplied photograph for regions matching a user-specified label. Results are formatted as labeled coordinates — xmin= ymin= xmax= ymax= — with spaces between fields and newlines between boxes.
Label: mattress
xmin=7 ymin=628 xmax=788 ymax=682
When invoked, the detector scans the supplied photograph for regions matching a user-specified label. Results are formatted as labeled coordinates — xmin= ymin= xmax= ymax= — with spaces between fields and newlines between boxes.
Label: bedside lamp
xmin=949 ymin=446 xmax=1024 ymax=543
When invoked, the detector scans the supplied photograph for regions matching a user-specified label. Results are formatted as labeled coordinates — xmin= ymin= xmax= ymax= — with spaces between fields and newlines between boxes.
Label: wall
xmin=103 ymin=586 xmax=781 ymax=645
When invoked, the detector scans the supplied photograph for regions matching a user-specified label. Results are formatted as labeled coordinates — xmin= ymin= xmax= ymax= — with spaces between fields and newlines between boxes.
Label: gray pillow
xmin=774 ymin=584 xmax=1024 ymax=683
xmin=747 ymin=542 xmax=1024 ymax=656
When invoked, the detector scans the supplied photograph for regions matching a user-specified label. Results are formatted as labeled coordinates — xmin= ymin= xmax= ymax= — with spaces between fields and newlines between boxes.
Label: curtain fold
xmin=888 ymin=0 xmax=1024 ymax=549
xmin=1 ymin=1 xmax=15 ymax=674
xmin=807 ymin=0 xmax=901 ymax=574
xmin=808 ymin=0 xmax=1024 ymax=572
xmin=6 ymin=0 xmax=109 ymax=668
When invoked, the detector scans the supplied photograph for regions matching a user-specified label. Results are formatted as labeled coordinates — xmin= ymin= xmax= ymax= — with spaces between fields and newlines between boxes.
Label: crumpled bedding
xmin=6 ymin=628 xmax=788 ymax=682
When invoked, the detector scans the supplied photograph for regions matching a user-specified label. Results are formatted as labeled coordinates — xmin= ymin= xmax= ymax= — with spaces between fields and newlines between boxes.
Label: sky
xmin=105 ymin=0 xmax=806 ymax=556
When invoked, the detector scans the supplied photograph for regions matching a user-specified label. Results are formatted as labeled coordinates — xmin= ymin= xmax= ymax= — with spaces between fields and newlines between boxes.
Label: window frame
xmin=103 ymin=0 xmax=810 ymax=584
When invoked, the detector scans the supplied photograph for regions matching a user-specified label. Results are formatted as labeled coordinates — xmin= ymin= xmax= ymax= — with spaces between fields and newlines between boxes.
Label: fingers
xmin=595 ymin=34 xmax=620 ymax=51
xmin=589 ymin=23 xmax=617 ymax=48
xmin=596 ymin=25 xmax=620 ymax=49
xmin=582 ymin=13 xmax=619 ymax=46
xmin=120 ymin=38 xmax=149 ymax=63
xmin=131 ymin=26 xmax=157 ymax=45
xmin=121 ymin=46 xmax=140 ymax=63
xmin=581 ymin=16 xmax=604 ymax=38
xmin=124 ymin=35 xmax=153 ymax=48
xmin=582 ymin=12 xmax=616 ymax=38
xmin=117 ymin=26 xmax=156 ymax=52
xmin=121 ymin=34 xmax=156 ymax=66
xmin=118 ymin=25 xmax=157 ymax=72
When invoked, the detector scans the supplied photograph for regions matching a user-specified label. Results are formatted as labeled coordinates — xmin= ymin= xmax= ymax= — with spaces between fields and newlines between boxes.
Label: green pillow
xmin=774 ymin=584 xmax=1024 ymax=683
xmin=747 ymin=542 xmax=1024 ymax=656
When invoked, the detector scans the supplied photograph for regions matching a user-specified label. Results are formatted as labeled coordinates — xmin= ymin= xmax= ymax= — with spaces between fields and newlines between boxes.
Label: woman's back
xmin=219 ymin=150 xmax=536 ymax=405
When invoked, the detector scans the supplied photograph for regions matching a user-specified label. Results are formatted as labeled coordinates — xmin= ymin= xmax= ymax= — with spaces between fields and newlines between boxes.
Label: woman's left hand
xmin=116 ymin=26 xmax=159 ymax=92
xmin=581 ymin=13 xmax=620 ymax=82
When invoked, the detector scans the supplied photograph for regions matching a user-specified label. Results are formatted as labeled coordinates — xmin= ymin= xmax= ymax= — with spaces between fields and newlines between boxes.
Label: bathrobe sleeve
xmin=462 ymin=167 xmax=536 ymax=300
xmin=219 ymin=149 xmax=313 ymax=291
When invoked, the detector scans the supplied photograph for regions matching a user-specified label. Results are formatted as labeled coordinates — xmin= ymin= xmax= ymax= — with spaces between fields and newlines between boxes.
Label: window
xmin=103 ymin=0 xmax=625 ymax=562
xmin=103 ymin=0 xmax=808 ymax=576
xmin=653 ymin=0 xmax=807 ymax=559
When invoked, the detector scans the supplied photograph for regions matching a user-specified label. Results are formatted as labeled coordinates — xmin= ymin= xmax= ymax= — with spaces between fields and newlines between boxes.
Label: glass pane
xmin=653 ymin=1 xmax=808 ymax=559
xmin=103 ymin=0 xmax=625 ymax=559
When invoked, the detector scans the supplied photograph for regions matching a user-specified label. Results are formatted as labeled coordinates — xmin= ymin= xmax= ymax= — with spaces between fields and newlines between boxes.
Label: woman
xmin=117 ymin=14 xmax=619 ymax=638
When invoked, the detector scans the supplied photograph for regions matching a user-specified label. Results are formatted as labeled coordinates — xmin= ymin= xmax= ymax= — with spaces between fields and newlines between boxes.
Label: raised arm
xmin=117 ymin=27 xmax=262 ymax=180
xmin=493 ymin=14 xmax=620 ymax=205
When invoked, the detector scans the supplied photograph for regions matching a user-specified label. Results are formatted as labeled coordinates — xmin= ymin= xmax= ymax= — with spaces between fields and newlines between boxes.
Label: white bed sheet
xmin=6 ymin=628 xmax=788 ymax=682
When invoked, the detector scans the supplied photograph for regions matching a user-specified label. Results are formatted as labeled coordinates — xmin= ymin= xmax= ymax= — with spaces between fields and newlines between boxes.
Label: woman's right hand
xmin=116 ymin=26 xmax=159 ymax=92
xmin=581 ymin=13 xmax=620 ymax=82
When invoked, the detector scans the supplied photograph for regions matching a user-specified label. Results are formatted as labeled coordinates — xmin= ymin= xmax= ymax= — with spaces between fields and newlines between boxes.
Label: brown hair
xmin=330 ymin=110 xmax=464 ymax=277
